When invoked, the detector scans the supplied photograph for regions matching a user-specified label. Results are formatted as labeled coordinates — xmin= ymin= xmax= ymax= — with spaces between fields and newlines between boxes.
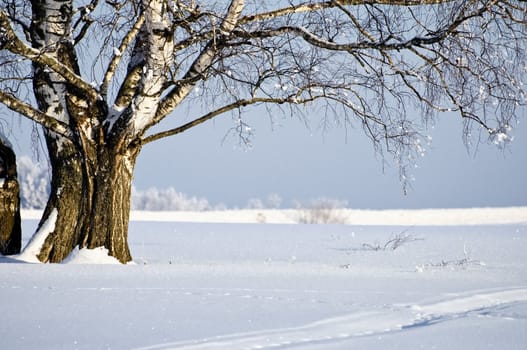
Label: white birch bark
xmin=129 ymin=0 xmax=174 ymax=136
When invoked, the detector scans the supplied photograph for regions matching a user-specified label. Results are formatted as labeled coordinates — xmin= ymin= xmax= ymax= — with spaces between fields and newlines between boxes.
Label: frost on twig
xmin=416 ymin=244 xmax=485 ymax=272
xmin=361 ymin=228 xmax=422 ymax=251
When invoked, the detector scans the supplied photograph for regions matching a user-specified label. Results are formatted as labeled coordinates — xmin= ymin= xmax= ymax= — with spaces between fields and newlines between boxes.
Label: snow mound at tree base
xmin=62 ymin=247 xmax=122 ymax=264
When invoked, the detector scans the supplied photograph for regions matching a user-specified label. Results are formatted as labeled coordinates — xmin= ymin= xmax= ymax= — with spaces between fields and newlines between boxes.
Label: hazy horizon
xmin=4 ymin=106 xmax=527 ymax=210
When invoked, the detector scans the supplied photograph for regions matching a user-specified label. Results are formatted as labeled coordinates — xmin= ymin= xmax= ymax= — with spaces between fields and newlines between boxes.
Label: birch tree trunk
xmin=34 ymin=139 xmax=139 ymax=263
xmin=24 ymin=0 xmax=141 ymax=263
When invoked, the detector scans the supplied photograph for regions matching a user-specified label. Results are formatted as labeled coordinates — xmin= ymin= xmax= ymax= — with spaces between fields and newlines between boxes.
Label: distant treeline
xmin=17 ymin=157 xmax=346 ymax=212
xmin=16 ymin=157 xmax=226 ymax=211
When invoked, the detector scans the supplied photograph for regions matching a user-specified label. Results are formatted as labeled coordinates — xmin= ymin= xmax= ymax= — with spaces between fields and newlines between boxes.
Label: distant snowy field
xmin=1 ymin=207 xmax=527 ymax=350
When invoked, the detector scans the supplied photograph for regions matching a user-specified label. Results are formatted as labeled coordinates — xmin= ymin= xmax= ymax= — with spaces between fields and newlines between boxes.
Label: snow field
xmin=1 ymin=209 xmax=527 ymax=349
xmin=20 ymin=206 xmax=527 ymax=225
xmin=134 ymin=288 xmax=527 ymax=350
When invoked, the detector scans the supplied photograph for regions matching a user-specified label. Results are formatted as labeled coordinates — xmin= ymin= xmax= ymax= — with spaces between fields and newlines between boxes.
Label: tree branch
xmin=172 ymin=0 xmax=456 ymax=52
xmin=0 ymin=90 xmax=73 ymax=138
xmin=0 ymin=10 xmax=99 ymax=102
xmin=234 ymin=20 xmax=464 ymax=53
xmin=101 ymin=12 xmax=145 ymax=100
xmin=73 ymin=0 xmax=100 ymax=44
xmin=142 ymin=95 xmax=319 ymax=145
xmin=238 ymin=0 xmax=455 ymax=25
xmin=154 ymin=0 xmax=246 ymax=126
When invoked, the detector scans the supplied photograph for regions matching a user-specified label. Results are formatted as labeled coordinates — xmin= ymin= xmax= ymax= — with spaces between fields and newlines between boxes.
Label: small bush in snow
xmin=294 ymin=198 xmax=349 ymax=224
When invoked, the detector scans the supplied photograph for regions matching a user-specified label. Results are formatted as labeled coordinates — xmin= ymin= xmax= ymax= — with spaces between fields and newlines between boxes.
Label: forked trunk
xmin=19 ymin=0 xmax=161 ymax=263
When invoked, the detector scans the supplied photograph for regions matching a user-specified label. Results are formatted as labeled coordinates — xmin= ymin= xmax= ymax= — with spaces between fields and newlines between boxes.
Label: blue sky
xmin=134 ymin=106 xmax=527 ymax=209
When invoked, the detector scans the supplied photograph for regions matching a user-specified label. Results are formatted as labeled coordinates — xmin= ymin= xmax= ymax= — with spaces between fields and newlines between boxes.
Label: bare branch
xmin=101 ymin=12 xmax=145 ymax=100
xmin=171 ymin=0 xmax=457 ymax=52
xmin=234 ymin=1 xmax=491 ymax=54
xmin=0 ymin=9 xmax=99 ymax=102
xmin=154 ymin=0 xmax=247 ymax=125
xmin=73 ymin=0 xmax=100 ymax=44
xmin=0 ymin=90 xmax=72 ymax=138
xmin=142 ymin=95 xmax=319 ymax=145
xmin=239 ymin=0 xmax=455 ymax=25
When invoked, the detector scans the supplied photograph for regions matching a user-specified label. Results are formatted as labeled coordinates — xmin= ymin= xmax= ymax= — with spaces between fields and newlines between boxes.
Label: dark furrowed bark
xmin=84 ymin=145 xmax=140 ymax=264
xmin=0 ymin=140 xmax=21 ymax=255
xmin=36 ymin=135 xmax=86 ymax=263
xmin=34 ymin=135 xmax=140 ymax=263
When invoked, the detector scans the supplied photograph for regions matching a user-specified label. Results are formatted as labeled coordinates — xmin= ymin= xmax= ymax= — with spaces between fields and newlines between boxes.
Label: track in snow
xmin=134 ymin=288 xmax=527 ymax=350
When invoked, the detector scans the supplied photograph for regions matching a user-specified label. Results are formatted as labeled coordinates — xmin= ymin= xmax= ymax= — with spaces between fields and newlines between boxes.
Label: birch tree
xmin=0 ymin=0 xmax=525 ymax=263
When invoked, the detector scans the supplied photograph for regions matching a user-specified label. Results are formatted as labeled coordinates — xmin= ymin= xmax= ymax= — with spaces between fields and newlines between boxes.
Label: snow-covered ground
xmin=1 ymin=208 xmax=526 ymax=350
xmin=20 ymin=206 xmax=527 ymax=225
